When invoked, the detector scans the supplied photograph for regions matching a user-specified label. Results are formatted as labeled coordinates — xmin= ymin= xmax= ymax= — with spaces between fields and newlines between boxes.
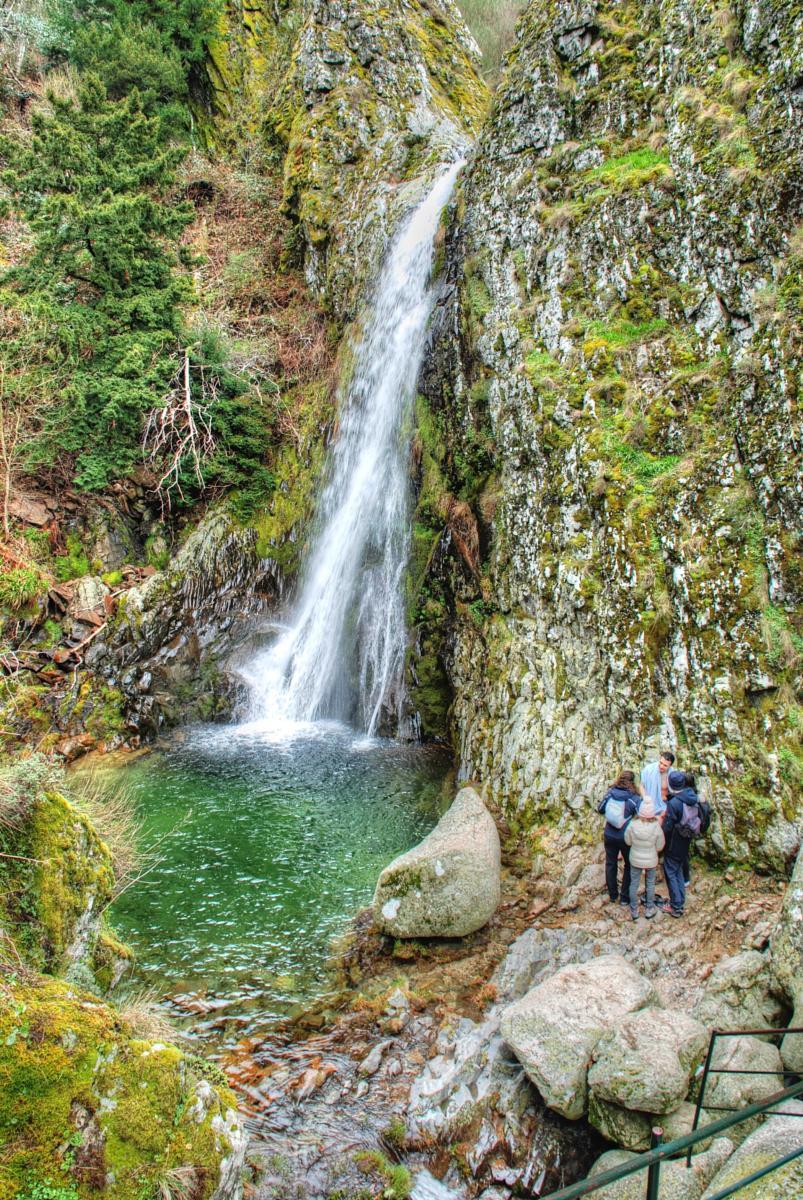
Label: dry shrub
xmin=155 ymin=1167 xmax=200 ymax=1200
xmin=70 ymin=771 xmax=141 ymax=898
xmin=118 ymin=987 xmax=177 ymax=1044
xmin=446 ymin=497 xmax=480 ymax=575
xmin=177 ymin=150 xmax=332 ymax=434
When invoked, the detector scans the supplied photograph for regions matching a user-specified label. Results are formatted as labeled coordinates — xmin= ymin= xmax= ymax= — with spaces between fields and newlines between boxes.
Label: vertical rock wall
xmin=414 ymin=0 xmax=802 ymax=869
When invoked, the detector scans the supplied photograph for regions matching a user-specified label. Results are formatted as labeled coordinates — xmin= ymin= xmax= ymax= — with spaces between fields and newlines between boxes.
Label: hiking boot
xmin=630 ymin=909 xmax=639 ymax=921
xmin=668 ymin=907 xmax=684 ymax=918
xmin=619 ymin=897 xmax=630 ymax=906
xmin=645 ymin=907 xmax=657 ymax=919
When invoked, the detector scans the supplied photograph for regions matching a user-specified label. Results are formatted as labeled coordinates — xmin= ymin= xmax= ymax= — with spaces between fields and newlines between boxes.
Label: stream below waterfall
xmin=98 ymin=725 xmax=448 ymax=1056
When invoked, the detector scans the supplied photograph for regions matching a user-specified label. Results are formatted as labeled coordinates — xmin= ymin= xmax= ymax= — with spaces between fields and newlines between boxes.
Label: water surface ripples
xmin=105 ymin=723 xmax=448 ymax=1053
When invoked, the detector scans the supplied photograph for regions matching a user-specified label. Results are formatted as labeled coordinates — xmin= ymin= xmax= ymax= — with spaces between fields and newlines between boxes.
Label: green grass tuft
xmin=586 ymin=317 xmax=668 ymax=348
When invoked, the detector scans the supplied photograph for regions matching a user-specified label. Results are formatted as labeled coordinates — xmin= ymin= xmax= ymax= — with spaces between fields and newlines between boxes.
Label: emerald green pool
xmin=101 ymin=722 xmax=449 ymax=1053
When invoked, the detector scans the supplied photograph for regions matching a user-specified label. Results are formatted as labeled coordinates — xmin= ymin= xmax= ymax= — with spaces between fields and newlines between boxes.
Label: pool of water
xmin=95 ymin=721 xmax=449 ymax=1054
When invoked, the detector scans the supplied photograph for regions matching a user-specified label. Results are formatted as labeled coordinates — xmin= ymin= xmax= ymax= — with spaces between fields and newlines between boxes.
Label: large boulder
xmin=500 ymin=956 xmax=657 ymax=1120
xmin=587 ymin=1139 xmax=734 ymax=1200
xmin=701 ymin=1104 xmax=803 ymax=1198
xmin=697 ymin=951 xmax=786 ymax=1034
xmin=700 ymin=1036 xmax=784 ymax=1144
xmin=588 ymin=1008 xmax=708 ymax=1115
xmin=373 ymin=786 xmax=501 ymax=938
xmin=771 ymin=846 xmax=803 ymax=1071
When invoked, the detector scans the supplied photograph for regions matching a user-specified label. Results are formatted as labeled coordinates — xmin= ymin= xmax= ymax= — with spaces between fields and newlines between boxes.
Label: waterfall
xmin=244 ymin=161 xmax=463 ymax=737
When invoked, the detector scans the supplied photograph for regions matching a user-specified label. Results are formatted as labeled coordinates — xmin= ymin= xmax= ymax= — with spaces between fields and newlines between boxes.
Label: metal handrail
xmin=541 ymin=1077 xmax=803 ymax=1199
xmin=687 ymin=1025 xmax=803 ymax=1166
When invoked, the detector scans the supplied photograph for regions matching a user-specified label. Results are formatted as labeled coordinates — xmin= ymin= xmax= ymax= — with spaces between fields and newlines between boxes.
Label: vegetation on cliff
xmin=0 ymin=0 xmax=488 ymax=752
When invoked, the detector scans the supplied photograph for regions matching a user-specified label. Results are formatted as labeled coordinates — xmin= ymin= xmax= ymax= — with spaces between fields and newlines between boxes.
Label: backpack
xmin=677 ymin=801 xmax=702 ymax=839
xmin=604 ymin=796 xmax=628 ymax=829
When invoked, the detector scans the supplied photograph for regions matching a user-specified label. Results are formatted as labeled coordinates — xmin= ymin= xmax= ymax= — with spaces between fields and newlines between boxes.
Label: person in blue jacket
xmin=661 ymin=770 xmax=710 ymax=917
xmin=597 ymin=770 xmax=641 ymax=905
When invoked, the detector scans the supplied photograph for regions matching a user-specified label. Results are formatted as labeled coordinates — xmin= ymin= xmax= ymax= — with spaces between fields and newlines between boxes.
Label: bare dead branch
xmin=142 ymin=350 xmax=217 ymax=513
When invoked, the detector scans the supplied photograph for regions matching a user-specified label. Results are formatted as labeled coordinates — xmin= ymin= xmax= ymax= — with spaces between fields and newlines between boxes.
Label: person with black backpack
xmin=597 ymin=770 xmax=642 ymax=906
xmin=661 ymin=770 xmax=711 ymax=917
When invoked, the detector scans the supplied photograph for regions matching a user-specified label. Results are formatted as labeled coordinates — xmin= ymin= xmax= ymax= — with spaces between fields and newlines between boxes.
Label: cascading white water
xmin=243 ymin=161 xmax=463 ymax=736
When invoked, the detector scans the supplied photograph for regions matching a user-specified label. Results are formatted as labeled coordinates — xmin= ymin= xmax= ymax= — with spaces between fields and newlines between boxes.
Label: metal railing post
xmin=688 ymin=1030 xmax=719 ymax=1167
xmin=645 ymin=1127 xmax=663 ymax=1200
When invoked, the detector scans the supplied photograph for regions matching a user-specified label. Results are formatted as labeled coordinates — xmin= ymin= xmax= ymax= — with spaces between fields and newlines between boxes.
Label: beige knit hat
xmin=640 ymin=799 xmax=656 ymax=819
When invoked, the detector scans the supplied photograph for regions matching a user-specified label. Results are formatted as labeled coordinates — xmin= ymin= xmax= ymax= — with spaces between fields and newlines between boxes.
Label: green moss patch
xmin=0 ymin=978 xmax=240 ymax=1200
xmin=0 ymin=790 xmax=113 ymax=977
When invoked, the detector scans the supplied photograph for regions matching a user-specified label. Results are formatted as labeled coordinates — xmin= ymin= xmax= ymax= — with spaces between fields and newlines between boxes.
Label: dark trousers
xmin=664 ymin=855 xmax=686 ymax=913
xmin=604 ymin=837 xmax=631 ymax=901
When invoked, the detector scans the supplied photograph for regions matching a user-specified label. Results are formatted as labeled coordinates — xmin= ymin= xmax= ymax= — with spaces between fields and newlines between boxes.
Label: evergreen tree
xmin=0 ymin=76 xmax=194 ymax=489
xmin=48 ymin=0 xmax=222 ymax=76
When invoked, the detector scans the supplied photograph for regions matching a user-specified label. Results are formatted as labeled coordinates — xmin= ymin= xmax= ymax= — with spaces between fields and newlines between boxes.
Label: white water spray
xmin=243 ymin=161 xmax=463 ymax=736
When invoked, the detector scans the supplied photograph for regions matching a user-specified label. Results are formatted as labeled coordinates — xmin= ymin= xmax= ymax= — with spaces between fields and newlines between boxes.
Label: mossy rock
xmin=1 ymin=791 xmax=114 ymax=978
xmin=0 ymin=977 xmax=245 ymax=1200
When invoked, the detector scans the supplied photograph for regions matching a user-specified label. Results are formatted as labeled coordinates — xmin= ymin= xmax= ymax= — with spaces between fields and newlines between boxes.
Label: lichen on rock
xmin=412 ymin=0 xmax=803 ymax=871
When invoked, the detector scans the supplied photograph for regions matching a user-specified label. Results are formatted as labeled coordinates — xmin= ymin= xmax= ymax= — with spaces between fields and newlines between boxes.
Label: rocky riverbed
xmin=218 ymin=812 xmax=790 ymax=1198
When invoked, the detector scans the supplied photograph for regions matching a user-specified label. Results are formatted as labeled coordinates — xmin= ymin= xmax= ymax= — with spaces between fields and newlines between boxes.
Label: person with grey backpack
xmin=661 ymin=770 xmax=711 ymax=917
xmin=597 ymin=770 xmax=641 ymax=906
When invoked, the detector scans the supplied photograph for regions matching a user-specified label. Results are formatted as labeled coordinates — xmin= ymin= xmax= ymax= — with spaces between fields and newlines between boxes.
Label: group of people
xmin=598 ymin=750 xmax=711 ymax=920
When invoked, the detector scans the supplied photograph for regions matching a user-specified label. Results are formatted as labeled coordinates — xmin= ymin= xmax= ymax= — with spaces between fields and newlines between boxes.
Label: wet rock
xmin=500 ymin=955 xmax=658 ymax=1119
xmin=411 ymin=1170 xmax=465 ymax=1199
xmin=700 ymin=1103 xmax=803 ymax=1198
xmin=697 ymin=950 xmax=786 ymax=1033
xmin=588 ymin=1008 xmax=708 ymax=1115
xmin=588 ymin=1138 xmax=734 ymax=1200
xmin=86 ymin=508 xmax=282 ymax=736
xmin=358 ymin=1039 xmax=392 ymax=1075
xmin=373 ymin=787 xmax=501 ymax=938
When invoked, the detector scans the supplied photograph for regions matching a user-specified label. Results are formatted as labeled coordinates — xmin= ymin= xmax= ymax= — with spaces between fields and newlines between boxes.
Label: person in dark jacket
xmin=661 ymin=770 xmax=710 ymax=917
xmin=598 ymin=770 xmax=641 ymax=905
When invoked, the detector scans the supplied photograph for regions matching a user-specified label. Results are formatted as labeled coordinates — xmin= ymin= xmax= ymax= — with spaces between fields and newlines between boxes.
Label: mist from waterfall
xmin=243 ymin=161 xmax=463 ymax=737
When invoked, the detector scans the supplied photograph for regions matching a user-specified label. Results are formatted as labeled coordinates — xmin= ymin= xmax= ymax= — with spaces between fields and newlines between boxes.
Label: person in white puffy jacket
xmin=624 ymin=798 xmax=665 ymax=920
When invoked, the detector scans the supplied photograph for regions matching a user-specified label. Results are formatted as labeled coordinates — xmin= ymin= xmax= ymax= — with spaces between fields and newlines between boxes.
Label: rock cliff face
xmin=414 ymin=0 xmax=802 ymax=869
xmin=86 ymin=509 xmax=282 ymax=737
xmin=208 ymin=0 xmax=486 ymax=318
